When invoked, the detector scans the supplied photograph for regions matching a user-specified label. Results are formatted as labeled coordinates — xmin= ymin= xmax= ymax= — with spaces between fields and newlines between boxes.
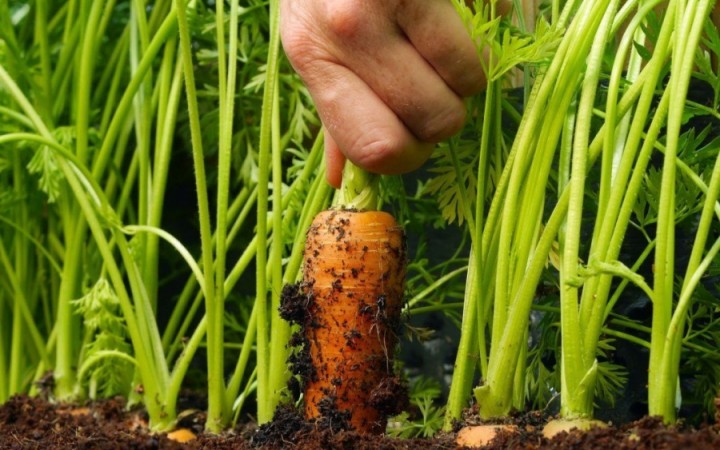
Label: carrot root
xmin=284 ymin=209 xmax=407 ymax=434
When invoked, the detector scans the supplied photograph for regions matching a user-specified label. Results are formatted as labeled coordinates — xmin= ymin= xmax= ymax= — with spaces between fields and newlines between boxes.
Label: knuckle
xmin=323 ymin=0 xmax=367 ymax=39
xmin=280 ymin=27 xmax=320 ymax=71
xmin=352 ymin=137 xmax=401 ymax=174
xmin=454 ymin=71 xmax=486 ymax=97
xmin=350 ymin=136 xmax=427 ymax=175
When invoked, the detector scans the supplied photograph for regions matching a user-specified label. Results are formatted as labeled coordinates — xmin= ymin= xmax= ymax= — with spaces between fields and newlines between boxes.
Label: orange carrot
xmin=300 ymin=208 xmax=406 ymax=434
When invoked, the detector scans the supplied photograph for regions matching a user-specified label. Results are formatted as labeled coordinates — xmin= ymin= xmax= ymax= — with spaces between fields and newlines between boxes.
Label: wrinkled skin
xmin=280 ymin=0 xmax=492 ymax=187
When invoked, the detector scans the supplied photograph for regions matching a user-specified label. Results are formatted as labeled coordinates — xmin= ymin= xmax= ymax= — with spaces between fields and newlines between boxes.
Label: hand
xmin=280 ymin=0 xmax=486 ymax=187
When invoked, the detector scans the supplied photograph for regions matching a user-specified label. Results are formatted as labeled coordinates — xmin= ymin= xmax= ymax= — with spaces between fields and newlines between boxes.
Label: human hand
xmin=280 ymin=0 xmax=486 ymax=187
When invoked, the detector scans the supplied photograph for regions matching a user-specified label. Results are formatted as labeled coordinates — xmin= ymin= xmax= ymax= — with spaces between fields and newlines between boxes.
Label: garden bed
xmin=2 ymin=395 xmax=720 ymax=449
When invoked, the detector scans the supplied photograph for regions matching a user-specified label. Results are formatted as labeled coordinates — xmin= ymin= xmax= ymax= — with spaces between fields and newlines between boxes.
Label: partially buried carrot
xmin=299 ymin=208 xmax=406 ymax=434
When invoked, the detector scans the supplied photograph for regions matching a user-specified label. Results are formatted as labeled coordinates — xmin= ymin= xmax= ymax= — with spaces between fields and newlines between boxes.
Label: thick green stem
xmin=560 ymin=0 xmax=617 ymax=419
xmin=75 ymin=0 xmax=106 ymax=165
xmin=578 ymin=3 xmax=674 ymax=367
xmin=444 ymin=247 xmax=480 ymax=429
xmin=338 ymin=162 xmax=380 ymax=210
xmin=255 ymin=0 xmax=282 ymax=423
xmin=649 ymin=0 xmax=712 ymax=421
xmin=653 ymin=5 xmax=718 ymax=420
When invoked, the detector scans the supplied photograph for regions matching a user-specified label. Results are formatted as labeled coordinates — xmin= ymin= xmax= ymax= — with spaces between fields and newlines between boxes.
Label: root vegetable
xmin=300 ymin=209 xmax=406 ymax=434
xmin=456 ymin=424 xmax=519 ymax=447
xmin=542 ymin=418 xmax=607 ymax=439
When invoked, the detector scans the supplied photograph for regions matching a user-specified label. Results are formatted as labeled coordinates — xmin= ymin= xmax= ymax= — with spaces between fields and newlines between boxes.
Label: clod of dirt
xmin=279 ymin=283 xmax=309 ymax=324
xmin=369 ymin=376 xmax=409 ymax=416
xmin=251 ymin=405 xmax=311 ymax=447
xmin=316 ymin=396 xmax=353 ymax=433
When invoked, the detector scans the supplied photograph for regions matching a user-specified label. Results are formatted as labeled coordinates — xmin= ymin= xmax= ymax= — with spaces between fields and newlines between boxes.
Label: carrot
xmin=299 ymin=208 xmax=406 ymax=434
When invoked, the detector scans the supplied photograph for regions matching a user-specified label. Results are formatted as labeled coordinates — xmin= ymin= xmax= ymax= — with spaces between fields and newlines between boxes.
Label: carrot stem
xmin=338 ymin=162 xmax=379 ymax=210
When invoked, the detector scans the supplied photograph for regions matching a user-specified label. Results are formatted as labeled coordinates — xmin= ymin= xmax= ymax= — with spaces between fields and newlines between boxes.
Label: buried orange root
xmin=301 ymin=209 xmax=407 ymax=434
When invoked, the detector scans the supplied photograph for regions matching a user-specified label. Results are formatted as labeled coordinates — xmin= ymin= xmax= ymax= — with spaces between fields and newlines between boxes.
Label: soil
xmin=2 ymin=395 xmax=720 ymax=449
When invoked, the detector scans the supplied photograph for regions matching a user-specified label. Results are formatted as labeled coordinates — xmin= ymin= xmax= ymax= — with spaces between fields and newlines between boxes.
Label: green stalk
xmin=164 ymin=135 xmax=322 ymax=387
xmin=64 ymin=174 xmax=173 ymax=429
xmin=476 ymin=188 xmax=570 ymax=418
xmin=225 ymin=304 xmax=258 ymax=410
xmin=66 ymin=168 xmax=173 ymax=426
xmin=163 ymin=187 xmax=254 ymax=361
xmin=444 ymin=246 xmax=480 ymax=429
xmin=472 ymin=0 xmax=620 ymax=419
xmin=578 ymin=3 xmax=674 ymax=366
xmin=656 ymin=236 xmax=720 ymax=419
xmin=201 ymin=0 xmax=243 ymax=430
xmin=56 ymin=2 xmax=174 ymax=397
xmin=34 ymin=0 xmax=53 ymax=125
xmin=144 ymin=46 xmax=182 ymax=312
xmin=129 ymin=0 xmax=154 ymax=306
xmin=478 ymin=5 xmax=595 ymax=419
xmin=491 ymin=3 xmax=579 ymax=357
xmin=175 ymin=0 xmax=222 ymax=428
xmin=54 ymin=225 xmax=81 ymax=398
xmin=559 ymin=0 xmax=617 ymax=419
xmin=650 ymin=4 xmax=682 ymax=399
xmin=10 ymin=287 xmax=22 ymax=396
xmin=75 ymin=0 xmax=105 ymax=165
xmin=649 ymin=0 xmax=712 ymax=421
xmin=97 ymin=30 xmax=130 ymax=135
xmin=444 ymin=76 xmax=499 ymax=427
xmin=255 ymin=0 xmax=282 ymax=423
xmin=337 ymin=161 xmax=379 ymax=210
xmin=406 ymin=267 xmax=468 ymax=310
xmin=91 ymin=11 xmax=177 ymax=181
xmin=267 ymin=90 xmax=295 ymax=411
xmin=13 ymin=152 xmax=32 ymax=394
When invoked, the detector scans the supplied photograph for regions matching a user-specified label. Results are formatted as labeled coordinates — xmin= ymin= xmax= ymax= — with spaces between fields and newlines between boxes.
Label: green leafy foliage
xmin=452 ymin=0 xmax=561 ymax=82
xmin=72 ymin=278 xmax=133 ymax=399
xmin=26 ymin=146 xmax=61 ymax=202
xmin=490 ymin=18 xmax=562 ymax=81
xmin=694 ymin=18 xmax=720 ymax=108
xmin=593 ymin=340 xmax=628 ymax=408
xmin=423 ymin=139 xmax=478 ymax=226
xmin=679 ymin=282 xmax=720 ymax=419
xmin=388 ymin=377 xmax=446 ymax=438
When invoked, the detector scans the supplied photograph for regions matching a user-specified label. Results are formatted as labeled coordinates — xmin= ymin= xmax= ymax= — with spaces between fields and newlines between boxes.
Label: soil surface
xmin=2 ymin=395 xmax=720 ymax=449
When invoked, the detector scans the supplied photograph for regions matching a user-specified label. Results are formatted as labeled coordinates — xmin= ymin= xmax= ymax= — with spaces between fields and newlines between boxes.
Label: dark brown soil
xmin=2 ymin=395 xmax=720 ymax=449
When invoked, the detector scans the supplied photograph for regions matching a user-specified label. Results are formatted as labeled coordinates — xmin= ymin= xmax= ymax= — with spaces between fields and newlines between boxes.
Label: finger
xmin=344 ymin=34 xmax=467 ymax=144
xmin=397 ymin=0 xmax=486 ymax=97
xmin=324 ymin=130 xmax=345 ymax=188
xmin=301 ymin=0 xmax=468 ymax=144
xmin=295 ymin=58 xmax=434 ymax=176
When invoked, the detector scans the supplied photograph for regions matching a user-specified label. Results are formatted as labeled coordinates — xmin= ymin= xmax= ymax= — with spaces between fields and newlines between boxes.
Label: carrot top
xmin=337 ymin=162 xmax=380 ymax=211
